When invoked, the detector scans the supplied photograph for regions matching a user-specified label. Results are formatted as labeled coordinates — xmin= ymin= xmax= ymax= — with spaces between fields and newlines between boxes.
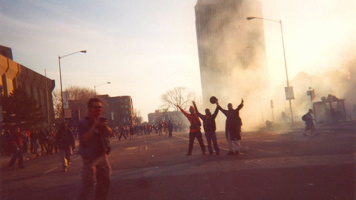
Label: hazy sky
xmin=1 ymin=0 xmax=355 ymax=121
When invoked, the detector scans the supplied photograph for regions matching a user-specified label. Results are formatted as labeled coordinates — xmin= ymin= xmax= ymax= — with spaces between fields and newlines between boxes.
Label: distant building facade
xmin=107 ymin=95 xmax=135 ymax=126
xmin=68 ymin=95 xmax=135 ymax=127
xmin=0 ymin=45 xmax=55 ymax=125
xmin=195 ymin=0 xmax=267 ymax=102
xmin=97 ymin=95 xmax=135 ymax=126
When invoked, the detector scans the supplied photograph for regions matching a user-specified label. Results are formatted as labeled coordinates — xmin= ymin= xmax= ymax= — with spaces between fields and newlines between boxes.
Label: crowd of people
xmin=0 ymin=123 xmax=186 ymax=157
xmin=1 ymin=96 xmax=246 ymax=172
xmin=2 ymin=96 xmax=320 ymax=200
xmin=0 ymin=125 xmax=76 ymax=159
xmin=0 ymin=119 xmax=188 ymax=169
xmin=0 ymin=123 xmax=183 ymax=163
xmin=111 ymin=120 xmax=185 ymax=140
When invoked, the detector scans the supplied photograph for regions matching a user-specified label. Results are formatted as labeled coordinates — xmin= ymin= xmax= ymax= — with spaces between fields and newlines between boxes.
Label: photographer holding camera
xmin=78 ymin=98 xmax=112 ymax=200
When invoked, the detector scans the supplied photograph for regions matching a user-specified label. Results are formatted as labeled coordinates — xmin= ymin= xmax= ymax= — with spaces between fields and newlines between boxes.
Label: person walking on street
xmin=168 ymin=120 xmax=174 ymax=137
xmin=193 ymin=101 xmax=220 ymax=155
xmin=302 ymin=109 xmax=318 ymax=136
xmin=21 ymin=129 xmax=29 ymax=153
xmin=30 ymin=130 xmax=39 ymax=155
xmin=129 ymin=125 xmax=134 ymax=140
xmin=8 ymin=126 xmax=25 ymax=170
xmin=118 ymin=126 xmax=127 ymax=140
xmin=157 ymin=122 xmax=163 ymax=136
xmin=177 ymin=104 xmax=206 ymax=156
xmin=217 ymin=98 xmax=244 ymax=155
xmin=78 ymin=98 xmax=112 ymax=200
xmin=56 ymin=120 xmax=75 ymax=172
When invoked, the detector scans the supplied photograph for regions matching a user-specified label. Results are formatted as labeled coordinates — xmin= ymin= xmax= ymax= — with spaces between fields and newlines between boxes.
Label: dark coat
xmin=218 ymin=103 xmax=243 ymax=140
xmin=56 ymin=128 xmax=75 ymax=150
xmin=195 ymin=106 xmax=219 ymax=133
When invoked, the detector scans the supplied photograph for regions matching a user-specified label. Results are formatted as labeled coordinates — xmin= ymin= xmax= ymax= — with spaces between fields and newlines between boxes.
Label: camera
xmin=99 ymin=117 xmax=107 ymax=123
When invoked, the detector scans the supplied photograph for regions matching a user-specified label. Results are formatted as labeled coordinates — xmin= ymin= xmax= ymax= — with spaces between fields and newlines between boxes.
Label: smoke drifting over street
xmin=196 ymin=0 xmax=356 ymax=131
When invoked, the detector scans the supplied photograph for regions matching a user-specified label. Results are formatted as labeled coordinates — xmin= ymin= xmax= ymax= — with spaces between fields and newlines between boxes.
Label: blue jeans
xmin=205 ymin=132 xmax=220 ymax=154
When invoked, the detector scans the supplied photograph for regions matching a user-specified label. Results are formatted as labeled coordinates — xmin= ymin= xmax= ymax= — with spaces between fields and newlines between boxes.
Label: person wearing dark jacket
xmin=56 ymin=120 xmax=75 ymax=172
xmin=193 ymin=101 xmax=220 ymax=155
xmin=217 ymin=98 xmax=244 ymax=155
xmin=167 ymin=120 xmax=174 ymax=137
xmin=302 ymin=109 xmax=318 ymax=136
xmin=177 ymin=104 xmax=206 ymax=156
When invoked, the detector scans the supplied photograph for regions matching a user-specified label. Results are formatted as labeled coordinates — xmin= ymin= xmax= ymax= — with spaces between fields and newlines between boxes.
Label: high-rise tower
xmin=195 ymin=0 xmax=267 ymax=104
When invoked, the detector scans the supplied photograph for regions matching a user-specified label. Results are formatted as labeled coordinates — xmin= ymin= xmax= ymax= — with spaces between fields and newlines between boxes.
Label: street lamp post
xmin=247 ymin=16 xmax=294 ymax=123
xmin=94 ymin=82 xmax=111 ymax=94
xmin=58 ymin=50 xmax=87 ymax=119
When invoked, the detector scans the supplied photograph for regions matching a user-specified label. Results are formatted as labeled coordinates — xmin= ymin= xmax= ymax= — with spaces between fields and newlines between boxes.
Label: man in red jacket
xmin=8 ymin=126 xmax=25 ymax=169
xmin=177 ymin=104 xmax=206 ymax=156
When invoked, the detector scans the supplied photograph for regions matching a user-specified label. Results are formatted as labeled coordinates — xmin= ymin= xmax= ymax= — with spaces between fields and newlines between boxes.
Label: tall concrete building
xmin=0 ymin=45 xmax=55 ymax=126
xmin=195 ymin=0 xmax=268 ymax=105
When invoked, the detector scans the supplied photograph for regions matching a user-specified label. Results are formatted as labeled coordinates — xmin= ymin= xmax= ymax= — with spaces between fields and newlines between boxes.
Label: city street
xmin=1 ymin=126 xmax=355 ymax=200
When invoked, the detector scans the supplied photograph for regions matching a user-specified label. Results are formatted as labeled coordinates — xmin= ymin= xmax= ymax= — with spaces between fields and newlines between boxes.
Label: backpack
xmin=302 ymin=114 xmax=308 ymax=121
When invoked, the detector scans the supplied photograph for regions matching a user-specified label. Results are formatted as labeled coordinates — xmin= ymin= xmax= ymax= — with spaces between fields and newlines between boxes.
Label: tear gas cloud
xmin=196 ymin=0 xmax=356 ymax=131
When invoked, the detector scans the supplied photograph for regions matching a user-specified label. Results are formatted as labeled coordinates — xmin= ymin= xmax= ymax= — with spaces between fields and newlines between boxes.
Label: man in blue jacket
xmin=78 ymin=98 xmax=112 ymax=200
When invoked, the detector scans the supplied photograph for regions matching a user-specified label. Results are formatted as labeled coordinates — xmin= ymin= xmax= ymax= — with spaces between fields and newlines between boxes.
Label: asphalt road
xmin=1 ymin=128 xmax=355 ymax=200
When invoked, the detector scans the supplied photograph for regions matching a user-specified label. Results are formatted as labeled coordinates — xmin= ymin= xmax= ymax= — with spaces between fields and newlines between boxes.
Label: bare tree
xmin=52 ymin=86 xmax=95 ymax=119
xmin=161 ymin=87 xmax=196 ymax=111
xmin=133 ymin=109 xmax=143 ymax=125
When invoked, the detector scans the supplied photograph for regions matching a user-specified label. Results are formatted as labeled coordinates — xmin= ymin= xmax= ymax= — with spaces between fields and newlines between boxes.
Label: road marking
xmin=126 ymin=147 xmax=139 ymax=150
xmin=173 ymin=135 xmax=188 ymax=141
xmin=43 ymin=156 xmax=79 ymax=174
xmin=44 ymin=167 xmax=57 ymax=174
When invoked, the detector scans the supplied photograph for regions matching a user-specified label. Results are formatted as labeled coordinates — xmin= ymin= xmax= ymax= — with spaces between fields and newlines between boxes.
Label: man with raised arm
xmin=192 ymin=101 xmax=220 ymax=155
xmin=177 ymin=104 xmax=206 ymax=156
xmin=217 ymin=98 xmax=244 ymax=155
